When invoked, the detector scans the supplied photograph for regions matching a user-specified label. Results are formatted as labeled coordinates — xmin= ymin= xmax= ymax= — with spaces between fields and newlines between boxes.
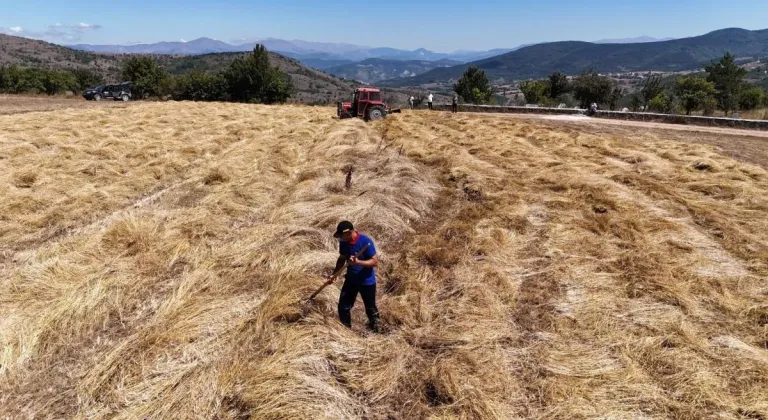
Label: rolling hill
xmin=324 ymin=58 xmax=461 ymax=83
xmin=594 ymin=36 xmax=676 ymax=44
xmin=70 ymin=37 xmax=237 ymax=55
xmin=0 ymin=34 xmax=359 ymax=103
xmin=383 ymin=28 xmax=768 ymax=86
xmin=0 ymin=34 xmax=124 ymax=77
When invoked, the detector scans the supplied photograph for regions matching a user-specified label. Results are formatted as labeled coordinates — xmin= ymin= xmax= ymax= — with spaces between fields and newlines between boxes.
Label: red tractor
xmin=337 ymin=87 xmax=401 ymax=121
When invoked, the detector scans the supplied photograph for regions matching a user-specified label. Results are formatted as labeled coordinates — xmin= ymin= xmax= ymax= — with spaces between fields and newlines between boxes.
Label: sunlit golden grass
xmin=1 ymin=104 xmax=767 ymax=419
xmin=741 ymin=108 xmax=768 ymax=120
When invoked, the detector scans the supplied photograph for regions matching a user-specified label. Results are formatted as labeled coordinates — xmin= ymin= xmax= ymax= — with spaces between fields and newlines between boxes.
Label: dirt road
xmin=0 ymin=94 xmax=129 ymax=116
xmin=477 ymin=112 xmax=768 ymax=139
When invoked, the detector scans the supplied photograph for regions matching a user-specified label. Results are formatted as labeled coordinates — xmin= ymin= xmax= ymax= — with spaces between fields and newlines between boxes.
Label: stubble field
xmin=1 ymin=101 xmax=767 ymax=419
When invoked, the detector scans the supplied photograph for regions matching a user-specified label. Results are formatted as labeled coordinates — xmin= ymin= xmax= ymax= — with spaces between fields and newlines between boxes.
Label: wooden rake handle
xmin=306 ymin=243 xmax=370 ymax=302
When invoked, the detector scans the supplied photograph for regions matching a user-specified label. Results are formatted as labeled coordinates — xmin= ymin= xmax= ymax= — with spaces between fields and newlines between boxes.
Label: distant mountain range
xmin=61 ymin=29 xmax=768 ymax=89
xmin=382 ymin=28 xmax=768 ymax=87
xmin=70 ymin=35 xmax=695 ymax=84
xmin=70 ymin=37 xmax=239 ymax=55
xmin=594 ymin=36 xmax=677 ymax=44
xmin=69 ymin=38 xmax=519 ymax=69
xmin=70 ymin=38 xmax=511 ymax=61
xmin=323 ymin=58 xmax=463 ymax=83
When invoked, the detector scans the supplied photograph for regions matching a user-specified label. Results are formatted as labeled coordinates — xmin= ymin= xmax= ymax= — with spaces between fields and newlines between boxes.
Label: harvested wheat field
xmin=0 ymin=94 xmax=130 ymax=116
xmin=1 ymin=103 xmax=767 ymax=419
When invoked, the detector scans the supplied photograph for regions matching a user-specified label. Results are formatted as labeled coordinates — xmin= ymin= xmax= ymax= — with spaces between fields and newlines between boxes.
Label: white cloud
xmin=50 ymin=23 xmax=101 ymax=31
xmin=0 ymin=27 xmax=22 ymax=35
xmin=1 ymin=22 xmax=103 ymax=43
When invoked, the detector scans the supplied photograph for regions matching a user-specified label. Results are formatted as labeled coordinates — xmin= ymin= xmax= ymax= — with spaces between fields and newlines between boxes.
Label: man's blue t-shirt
xmin=339 ymin=233 xmax=377 ymax=286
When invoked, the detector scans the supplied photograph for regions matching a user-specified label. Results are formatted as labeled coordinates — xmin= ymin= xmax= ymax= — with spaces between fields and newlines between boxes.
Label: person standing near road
xmin=428 ymin=93 xmax=434 ymax=110
xmin=452 ymin=93 xmax=459 ymax=113
xmin=409 ymin=96 xmax=414 ymax=109
xmin=329 ymin=221 xmax=380 ymax=332
xmin=588 ymin=102 xmax=598 ymax=116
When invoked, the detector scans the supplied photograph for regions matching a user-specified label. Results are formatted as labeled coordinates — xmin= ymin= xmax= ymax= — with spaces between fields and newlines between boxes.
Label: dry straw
xmin=1 ymin=102 xmax=767 ymax=419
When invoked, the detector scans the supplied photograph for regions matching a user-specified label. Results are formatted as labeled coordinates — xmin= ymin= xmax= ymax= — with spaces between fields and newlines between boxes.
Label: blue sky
xmin=0 ymin=0 xmax=766 ymax=51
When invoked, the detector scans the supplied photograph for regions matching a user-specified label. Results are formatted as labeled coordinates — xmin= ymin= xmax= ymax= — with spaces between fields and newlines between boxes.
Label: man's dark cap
xmin=334 ymin=221 xmax=354 ymax=238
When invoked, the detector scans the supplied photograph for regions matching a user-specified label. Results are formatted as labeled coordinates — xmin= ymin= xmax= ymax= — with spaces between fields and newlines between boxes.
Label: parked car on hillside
xmin=83 ymin=82 xmax=133 ymax=101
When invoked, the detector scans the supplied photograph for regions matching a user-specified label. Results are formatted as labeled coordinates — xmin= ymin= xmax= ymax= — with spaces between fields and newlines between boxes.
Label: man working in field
xmin=328 ymin=221 xmax=380 ymax=331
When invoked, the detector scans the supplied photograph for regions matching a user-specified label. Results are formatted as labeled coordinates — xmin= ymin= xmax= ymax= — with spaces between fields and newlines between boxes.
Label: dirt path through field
xmin=471 ymin=111 xmax=768 ymax=138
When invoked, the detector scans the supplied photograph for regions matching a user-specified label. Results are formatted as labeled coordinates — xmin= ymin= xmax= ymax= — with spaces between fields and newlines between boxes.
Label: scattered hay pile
xmin=1 ymin=103 xmax=767 ymax=418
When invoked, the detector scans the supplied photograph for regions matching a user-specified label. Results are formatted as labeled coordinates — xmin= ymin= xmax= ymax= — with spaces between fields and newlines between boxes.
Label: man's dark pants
xmin=338 ymin=278 xmax=379 ymax=329
xmin=428 ymin=102 xmax=433 ymax=110
xmin=452 ymin=103 xmax=458 ymax=113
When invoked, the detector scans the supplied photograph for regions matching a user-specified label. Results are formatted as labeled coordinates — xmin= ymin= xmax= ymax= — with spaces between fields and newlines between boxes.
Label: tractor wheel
xmin=367 ymin=106 xmax=386 ymax=121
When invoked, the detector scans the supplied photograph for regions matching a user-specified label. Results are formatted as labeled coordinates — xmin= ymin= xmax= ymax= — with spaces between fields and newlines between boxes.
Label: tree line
xmin=516 ymin=53 xmax=766 ymax=115
xmin=517 ymin=71 xmax=625 ymax=109
xmin=452 ymin=65 xmax=623 ymax=109
xmin=0 ymin=45 xmax=294 ymax=104
xmin=0 ymin=66 xmax=103 ymax=95
xmin=123 ymin=45 xmax=293 ymax=103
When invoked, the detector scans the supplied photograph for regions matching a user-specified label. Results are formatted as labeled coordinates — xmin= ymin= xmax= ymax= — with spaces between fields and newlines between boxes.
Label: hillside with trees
xmin=516 ymin=53 xmax=766 ymax=117
xmin=384 ymin=28 xmax=768 ymax=86
xmin=0 ymin=34 xmax=357 ymax=104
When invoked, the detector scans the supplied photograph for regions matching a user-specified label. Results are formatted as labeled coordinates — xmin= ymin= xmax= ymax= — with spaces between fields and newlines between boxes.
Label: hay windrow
xmin=1 ymin=104 xmax=767 ymax=419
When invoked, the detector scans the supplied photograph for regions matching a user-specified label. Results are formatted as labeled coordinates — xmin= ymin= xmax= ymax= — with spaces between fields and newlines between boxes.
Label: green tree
xmin=43 ymin=70 xmax=75 ymax=95
xmin=705 ymin=52 xmax=747 ymax=115
xmin=2 ymin=66 xmax=21 ymax=93
xmin=70 ymin=69 xmax=104 ymax=93
xmin=121 ymin=56 xmax=169 ymax=99
xmin=608 ymin=87 xmax=624 ymax=111
xmin=738 ymin=86 xmax=766 ymax=111
xmin=548 ymin=71 xmax=570 ymax=99
xmin=223 ymin=45 xmax=293 ymax=104
xmin=518 ymin=79 xmax=549 ymax=105
xmin=674 ymin=77 xmax=717 ymax=115
xmin=557 ymin=92 xmax=577 ymax=108
xmin=0 ymin=66 xmax=9 ymax=93
xmin=453 ymin=66 xmax=493 ymax=104
xmin=648 ymin=92 xmax=673 ymax=113
xmin=701 ymin=96 xmax=717 ymax=116
xmin=172 ymin=71 xmax=229 ymax=101
xmin=0 ymin=66 xmax=12 ymax=93
xmin=629 ymin=95 xmax=642 ymax=112
xmin=0 ymin=66 xmax=44 ymax=93
xmin=640 ymin=73 xmax=664 ymax=111
xmin=572 ymin=70 xmax=615 ymax=108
